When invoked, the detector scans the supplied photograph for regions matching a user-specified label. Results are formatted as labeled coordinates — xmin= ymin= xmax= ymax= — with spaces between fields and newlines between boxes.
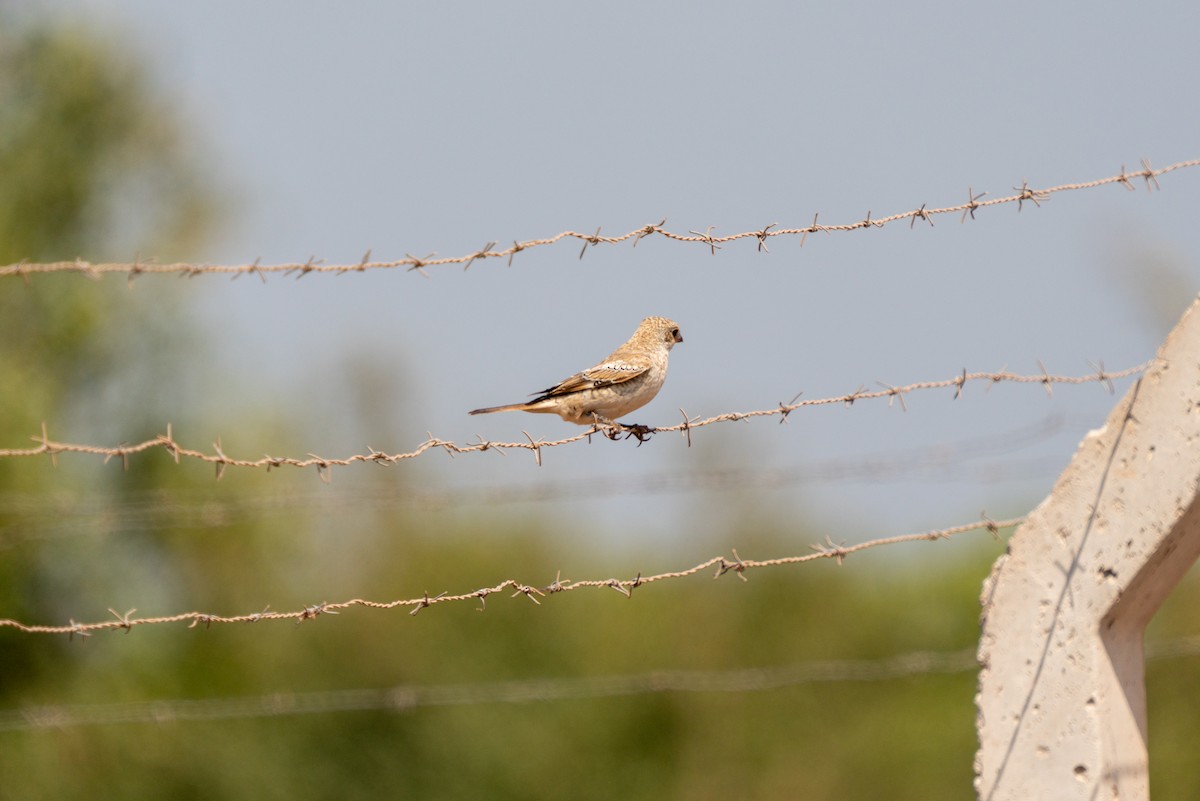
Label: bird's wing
xmin=533 ymin=354 xmax=651 ymax=398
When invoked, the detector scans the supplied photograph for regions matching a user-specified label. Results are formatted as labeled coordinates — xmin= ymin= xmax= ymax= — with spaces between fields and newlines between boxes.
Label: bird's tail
xmin=468 ymin=403 xmax=529 ymax=416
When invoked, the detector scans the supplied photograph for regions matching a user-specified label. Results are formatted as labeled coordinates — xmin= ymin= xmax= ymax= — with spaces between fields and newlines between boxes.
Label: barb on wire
xmin=0 ymin=361 xmax=1150 ymax=476
xmin=2 ymin=160 xmax=1196 ymax=280
xmin=0 ymin=516 xmax=1025 ymax=637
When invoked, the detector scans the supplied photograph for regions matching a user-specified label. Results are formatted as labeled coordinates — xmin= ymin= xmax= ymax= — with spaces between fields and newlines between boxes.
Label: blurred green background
xmin=1 ymin=18 xmax=1197 ymax=801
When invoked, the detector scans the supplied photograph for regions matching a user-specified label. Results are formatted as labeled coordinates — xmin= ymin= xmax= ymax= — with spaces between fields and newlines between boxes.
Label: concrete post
xmin=975 ymin=297 xmax=1200 ymax=801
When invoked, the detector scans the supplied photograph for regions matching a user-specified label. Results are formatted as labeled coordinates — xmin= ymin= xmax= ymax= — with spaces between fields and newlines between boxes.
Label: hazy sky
xmin=42 ymin=2 xmax=1200 ymax=549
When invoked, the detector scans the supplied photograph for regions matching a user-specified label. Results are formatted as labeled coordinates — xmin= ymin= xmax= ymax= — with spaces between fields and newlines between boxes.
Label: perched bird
xmin=469 ymin=316 xmax=683 ymax=425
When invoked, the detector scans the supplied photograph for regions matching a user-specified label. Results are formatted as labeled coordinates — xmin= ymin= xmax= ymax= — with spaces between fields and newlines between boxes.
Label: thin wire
xmin=0 ymin=159 xmax=1192 ymax=281
xmin=0 ymin=362 xmax=1148 ymax=476
xmin=0 ymin=416 xmax=1066 ymax=546
xmin=0 ymin=515 xmax=1023 ymax=636
xmin=4 ymin=634 xmax=1197 ymax=732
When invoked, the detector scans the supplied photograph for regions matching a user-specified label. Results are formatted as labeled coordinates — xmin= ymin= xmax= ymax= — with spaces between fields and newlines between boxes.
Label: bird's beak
xmin=674 ymin=332 xmax=684 ymax=343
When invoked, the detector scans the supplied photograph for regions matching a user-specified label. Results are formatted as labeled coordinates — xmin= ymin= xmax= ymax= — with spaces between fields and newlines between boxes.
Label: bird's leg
xmin=589 ymin=413 xmax=624 ymax=440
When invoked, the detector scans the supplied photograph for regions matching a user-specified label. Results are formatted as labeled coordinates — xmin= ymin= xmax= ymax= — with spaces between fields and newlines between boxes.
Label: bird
xmin=469 ymin=316 xmax=683 ymax=426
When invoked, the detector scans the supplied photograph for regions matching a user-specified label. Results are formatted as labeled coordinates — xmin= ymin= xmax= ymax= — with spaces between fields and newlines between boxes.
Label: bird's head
xmin=637 ymin=316 xmax=683 ymax=350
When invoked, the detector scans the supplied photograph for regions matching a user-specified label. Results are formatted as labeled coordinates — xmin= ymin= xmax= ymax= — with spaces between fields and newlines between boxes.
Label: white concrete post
xmin=975 ymin=297 xmax=1200 ymax=801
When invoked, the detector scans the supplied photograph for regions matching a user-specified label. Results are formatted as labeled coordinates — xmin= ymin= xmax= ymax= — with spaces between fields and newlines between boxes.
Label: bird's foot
xmin=618 ymin=422 xmax=655 ymax=444
xmin=589 ymin=416 xmax=654 ymax=444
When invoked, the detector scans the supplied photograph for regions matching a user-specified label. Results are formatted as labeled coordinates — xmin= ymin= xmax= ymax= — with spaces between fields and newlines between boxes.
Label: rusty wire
xmin=0 ymin=515 xmax=1023 ymax=637
xmin=0 ymin=362 xmax=1149 ymax=477
xmin=0 ymin=159 xmax=1194 ymax=281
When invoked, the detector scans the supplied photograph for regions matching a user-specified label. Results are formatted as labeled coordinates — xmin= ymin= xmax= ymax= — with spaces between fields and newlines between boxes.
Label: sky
xmin=34 ymin=1 xmax=1200 ymax=552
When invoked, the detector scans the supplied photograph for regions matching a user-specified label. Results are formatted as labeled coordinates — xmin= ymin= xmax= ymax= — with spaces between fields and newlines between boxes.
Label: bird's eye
xmin=669 ymin=328 xmax=679 ymax=339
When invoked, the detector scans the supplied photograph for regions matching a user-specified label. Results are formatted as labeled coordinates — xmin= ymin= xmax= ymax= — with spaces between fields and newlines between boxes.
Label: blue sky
xmin=42 ymin=1 xmax=1200 ymax=550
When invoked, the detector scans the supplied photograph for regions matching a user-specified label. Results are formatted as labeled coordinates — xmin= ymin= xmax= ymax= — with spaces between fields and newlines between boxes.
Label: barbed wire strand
xmin=5 ymin=633 xmax=1198 ymax=732
xmin=1 ymin=159 xmax=1194 ymax=281
xmin=0 ymin=362 xmax=1149 ymax=477
xmin=0 ymin=515 xmax=1023 ymax=637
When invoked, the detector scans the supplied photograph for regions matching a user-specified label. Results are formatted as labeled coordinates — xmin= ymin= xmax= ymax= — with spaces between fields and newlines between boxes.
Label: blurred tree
xmin=0 ymin=17 xmax=222 ymax=687
xmin=0 ymin=21 xmax=215 ymax=261
xmin=0 ymin=19 xmax=219 ymax=442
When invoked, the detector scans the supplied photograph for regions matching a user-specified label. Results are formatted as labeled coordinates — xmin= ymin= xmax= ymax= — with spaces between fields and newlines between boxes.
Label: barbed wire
xmin=0 ymin=515 xmax=1023 ymax=637
xmin=1 ymin=159 xmax=1194 ymax=282
xmin=0 ymin=362 xmax=1148 ymax=477
xmin=5 ymin=633 xmax=1197 ymax=732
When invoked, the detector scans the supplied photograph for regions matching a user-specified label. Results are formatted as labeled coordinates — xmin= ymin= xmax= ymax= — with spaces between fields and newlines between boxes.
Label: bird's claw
xmin=620 ymin=423 xmax=655 ymax=444
xmin=591 ymin=418 xmax=655 ymax=444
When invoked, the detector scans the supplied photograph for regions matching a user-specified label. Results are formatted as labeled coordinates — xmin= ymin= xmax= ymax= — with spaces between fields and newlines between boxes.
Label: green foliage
xmin=12 ymin=508 xmax=1195 ymax=801
xmin=1147 ymin=576 xmax=1200 ymax=801
xmin=0 ymin=21 xmax=219 ymax=451
xmin=0 ymin=16 xmax=220 ymax=703
xmin=3 ymin=511 xmax=1001 ymax=800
